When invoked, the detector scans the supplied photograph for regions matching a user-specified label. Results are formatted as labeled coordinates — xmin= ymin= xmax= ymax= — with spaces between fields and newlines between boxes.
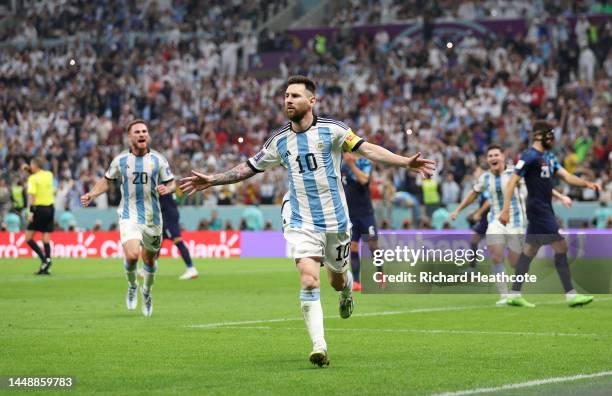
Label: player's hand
xmin=156 ymin=185 xmax=170 ymax=195
xmin=179 ymin=170 xmax=214 ymax=196
xmin=343 ymin=152 xmax=356 ymax=165
xmin=586 ymin=182 xmax=601 ymax=192
xmin=405 ymin=152 xmax=436 ymax=178
xmin=80 ymin=193 xmax=93 ymax=207
xmin=450 ymin=210 xmax=459 ymax=221
xmin=559 ymin=194 xmax=573 ymax=208
xmin=499 ymin=209 xmax=509 ymax=226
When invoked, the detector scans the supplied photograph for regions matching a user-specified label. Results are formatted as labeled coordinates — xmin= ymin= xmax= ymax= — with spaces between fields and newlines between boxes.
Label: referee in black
xmin=23 ymin=158 xmax=55 ymax=275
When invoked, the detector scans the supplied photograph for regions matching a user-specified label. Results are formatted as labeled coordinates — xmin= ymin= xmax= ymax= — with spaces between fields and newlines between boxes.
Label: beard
xmin=285 ymin=106 xmax=307 ymax=123
xmin=542 ymin=138 xmax=554 ymax=149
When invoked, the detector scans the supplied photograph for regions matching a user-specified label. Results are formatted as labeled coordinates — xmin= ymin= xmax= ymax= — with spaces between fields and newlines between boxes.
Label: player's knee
xmin=329 ymin=274 xmax=345 ymax=291
xmin=124 ymin=250 xmax=140 ymax=263
xmin=490 ymin=252 xmax=504 ymax=263
xmin=350 ymin=241 xmax=359 ymax=253
xmin=300 ymin=274 xmax=319 ymax=290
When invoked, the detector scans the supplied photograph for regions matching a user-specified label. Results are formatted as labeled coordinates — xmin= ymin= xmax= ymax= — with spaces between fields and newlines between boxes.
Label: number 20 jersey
xmin=248 ymin=116 xmax=364 ymax=233
xmin=105 ymin=149 xmax=174 ymax=226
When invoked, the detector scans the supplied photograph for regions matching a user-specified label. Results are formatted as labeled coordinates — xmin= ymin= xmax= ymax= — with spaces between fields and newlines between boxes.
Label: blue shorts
xmin=163 ymin=219 xmax=181 ymax=240
xmin=473 ymin=216 xmax=488 ymax=236
xmin=350 ymin=214 xmax=378 ymax=242
xmin=526 ymin=215 xmax=563 ymax=245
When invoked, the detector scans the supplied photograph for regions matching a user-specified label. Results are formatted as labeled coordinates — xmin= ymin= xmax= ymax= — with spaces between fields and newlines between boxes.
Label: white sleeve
xmin=247 ymin=141 xmax=282 ymax=172
xmin=473 ymin=173 xmax=486 ymax=193
xmin=159 ymin=156 xmax=174 ymax=183
xmin=333 ymin=124 xmax=364 ymax=152
xmin=105 ymin=156 xmax=120 ymax=180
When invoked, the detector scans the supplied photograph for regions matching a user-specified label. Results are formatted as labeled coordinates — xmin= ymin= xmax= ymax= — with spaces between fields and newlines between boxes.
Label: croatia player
xmin=159 ymin=193 xmax=198 ymax=280
xmin=499 ymin=121 xmax=600 ymax=308
xmin=180 ymin=75 xmax=436 ymax=366
xmin=341 ymin=152 xmax=379 ymax=292
xmin=81 ymin=120 xmax=175 ymax=316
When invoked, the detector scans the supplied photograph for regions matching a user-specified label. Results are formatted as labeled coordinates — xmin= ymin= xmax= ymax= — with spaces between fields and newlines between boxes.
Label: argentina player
xmin=81 ymin=120 xmax=175 ymax=317
xmin=451 ymin=145 xmax=568 ymax=304
xmin=180 ymin=75 xmax=436 ymax=367
xmin=499 ymin=121 xmax=600 ymax=308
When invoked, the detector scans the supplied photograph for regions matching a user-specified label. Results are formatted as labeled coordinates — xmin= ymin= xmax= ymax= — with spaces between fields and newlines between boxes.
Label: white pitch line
xmin=211 ymin=326 xmax=605 ymax=338
xmin=431 ymin=370 xmax=612 ymax=396
xmin=186 ymin=305 xmax=488 ymax=328
xmin=186 ymin=297 xmax=612 ymax=329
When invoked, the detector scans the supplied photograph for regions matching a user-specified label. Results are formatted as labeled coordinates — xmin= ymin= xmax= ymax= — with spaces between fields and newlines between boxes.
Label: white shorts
xmin=284 ymin=227 xmax=352 ymax=274
xmin=486 ymin=220 xmax=525 ymax=253
xmin=119 ymin=220 xmax=163 ymax=252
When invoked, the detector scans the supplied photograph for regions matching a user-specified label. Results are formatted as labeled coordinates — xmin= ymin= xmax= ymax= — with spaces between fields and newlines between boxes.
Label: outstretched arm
xmin=356 ymin=142 xmax=436 ymax=178
xmin=180 ymin=162 xmax=256 ymax=196
xmin=499 ymin=173 xmax=521 ymax=225
xmin=81 ymin=178 xmax=110 ymax=207
xmin=450 ymin=190 xmax=480 ymax=221
xmin=556 ymin=167 xmax=601 ymax=191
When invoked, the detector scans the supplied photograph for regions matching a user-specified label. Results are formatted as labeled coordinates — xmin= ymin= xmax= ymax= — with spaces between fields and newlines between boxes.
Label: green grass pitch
xmin=1 ymin=258 xmax=611 ymax=395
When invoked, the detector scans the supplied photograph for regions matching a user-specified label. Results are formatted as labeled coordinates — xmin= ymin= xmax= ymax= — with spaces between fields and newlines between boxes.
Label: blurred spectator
xmin=3 ymin=208 xmax=22 ymax=232
xmin=208 ymin=210 xmax=223 ymax=230
xmin=593 ymin=202 xmax=612 ymax=229
xmin=242 ymin=204 xmax=264 ymax=230
xmin=431 ymin=203 xmax=451 ymax=230
xmin=58 ymin=204 xmax=77 ymax=231
xmin=441 ymin=173 xmax=460 ymax=204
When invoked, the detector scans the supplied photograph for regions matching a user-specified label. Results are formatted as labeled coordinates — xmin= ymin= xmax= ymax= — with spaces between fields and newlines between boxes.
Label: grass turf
xmin=1 ymin=258 xmax=611 ymax=395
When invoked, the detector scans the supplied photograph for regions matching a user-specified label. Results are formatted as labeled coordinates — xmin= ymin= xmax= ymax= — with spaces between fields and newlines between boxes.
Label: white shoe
xmin=179 ymin=267 xmax=198 ymax=280
xmin=309 ymin=344 xmax=329 ymax=367
xmin=141 ymin=289 xmax=153 ymax=317
xmin=126 ymin=284 xmax=138 ymax=310
xmin=496 ymin=296 xmax=509 ymax=306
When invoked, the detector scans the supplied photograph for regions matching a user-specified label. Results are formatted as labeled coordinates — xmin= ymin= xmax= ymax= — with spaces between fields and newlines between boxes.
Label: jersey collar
xmin=129 ymin=148 xmax=151 ymax=156
xmin=290 ymin=115 xmax=317 ymax=134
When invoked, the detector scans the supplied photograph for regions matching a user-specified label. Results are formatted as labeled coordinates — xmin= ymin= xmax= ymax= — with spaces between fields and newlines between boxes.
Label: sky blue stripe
xmin=150 ymin=155 xmax=160 ymax=226
xmin=318 ymin=127 xmax=348 ymax=231
xmin=299 ymin=288 xmax=320 ymax=301
xmin=120 ymin=156 xmax=130 ymax=220
xmin=135 ymin=156 xmax=145 ymax=224
xmin=296 ymin=133 xmax=326 ymax=232
xmin=277 ymin=136 xmax=302 ymax=228
xmin=484 ymin=173 xmax=491 ymax=223
xmin=510 ymin=177 xmax=520 ymax=227
xmin=494 ymin=175 xmax=503 ymax=221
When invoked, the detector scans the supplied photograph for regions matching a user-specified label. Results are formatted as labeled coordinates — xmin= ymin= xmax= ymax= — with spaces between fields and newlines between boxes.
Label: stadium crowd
xmin=1 ymin=0 xmax=611 ymax=230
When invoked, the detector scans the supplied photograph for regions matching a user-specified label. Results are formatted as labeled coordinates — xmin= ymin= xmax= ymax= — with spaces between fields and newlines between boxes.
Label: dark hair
xmin=532 ymin=120 xmax=553 ymax=136
xmin=126 ymin=119 xmax=148 ymax=134
xmin=486 ymin=144 xmax=503 ymax=153
xmin=286 ymin=75 xmax=316 ymax=94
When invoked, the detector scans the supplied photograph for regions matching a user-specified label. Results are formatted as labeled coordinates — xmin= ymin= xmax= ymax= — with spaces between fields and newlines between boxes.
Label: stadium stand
xmin=0 ymin=0 xmax=610 ymax=230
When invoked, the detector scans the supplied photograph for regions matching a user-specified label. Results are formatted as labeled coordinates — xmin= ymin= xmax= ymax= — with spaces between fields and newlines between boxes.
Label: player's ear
xmin=309 ymin=94 xmax=316 ymax=106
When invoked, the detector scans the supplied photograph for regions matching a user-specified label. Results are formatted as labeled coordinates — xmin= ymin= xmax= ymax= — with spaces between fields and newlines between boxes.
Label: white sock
xmin=341 ymin=271 xmax=353 ymax=298
xmin=511 ymin=290 xmax=521 ymax=297
xmin=566 ymin=289 xmax=577 ymax=301
xmin=142 ymin=262 xmax=157 ymax=293
xmin=300 ymin=288 xmax=326 ymax=350
xmin=491 ymin=263 xmax=508 ymax=297
xmin=124 ymin=260 xmax=137 ymax=287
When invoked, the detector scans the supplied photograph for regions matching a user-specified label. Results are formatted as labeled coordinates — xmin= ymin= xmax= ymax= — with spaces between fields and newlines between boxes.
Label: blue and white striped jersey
xmin=473 ymin=166 xmax=527 ymax=228
xmin=248 ymin=116 xmax=364 ymax=232
xmin=105 ymin=149 xmax=174 ymax=226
